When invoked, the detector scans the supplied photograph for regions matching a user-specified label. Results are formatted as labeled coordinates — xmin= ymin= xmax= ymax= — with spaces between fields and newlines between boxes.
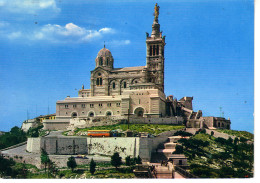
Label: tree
xmin=48 ymin=160 xmax=58 ymax=177
xmin=41 ymin=149 xmax=50 ymax=173
xmin=125 ymin=156 xmax=131 ymax=166
xmin=67 ymin=156 xmax=77 ymax=172
xmin=89 ymin=158 xmax=96 ymax=175
xmin=0 ymin=155 xmax=16 ymax=177
xmin=173 ymin=145 xmax=183 ymax=154
xmin=111 ymin=152 xmax=122 ymax=169
xmin=135 ymin=156 xmax=142 ymax=164
xmin=211 ymin=131 xmax=214 ymax=136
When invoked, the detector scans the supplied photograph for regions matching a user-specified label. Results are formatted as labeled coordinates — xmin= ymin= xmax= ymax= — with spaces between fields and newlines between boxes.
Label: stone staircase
xmin=151 ymin=136 xmax=179 ymax=163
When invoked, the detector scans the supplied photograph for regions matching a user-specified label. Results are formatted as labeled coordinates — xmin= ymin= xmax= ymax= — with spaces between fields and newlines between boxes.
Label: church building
xmin=43 ymin=4 xmax=231 ymax=131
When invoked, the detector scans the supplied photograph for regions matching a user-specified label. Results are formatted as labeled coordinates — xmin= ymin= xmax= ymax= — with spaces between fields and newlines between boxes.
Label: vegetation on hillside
xmin=176 ymin=130 xmax=254 ymax=178
xmin=216 ymin=129 xmax=254 ymax=140
xmin=64 ymin=124 xmax=185 ymax=136
xmin=0 ymin=126 xmax=27 ymax=149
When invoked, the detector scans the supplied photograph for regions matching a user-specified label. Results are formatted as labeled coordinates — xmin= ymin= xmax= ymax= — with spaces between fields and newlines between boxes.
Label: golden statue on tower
xmin=154 ymin=3 xmax=160 ymax=22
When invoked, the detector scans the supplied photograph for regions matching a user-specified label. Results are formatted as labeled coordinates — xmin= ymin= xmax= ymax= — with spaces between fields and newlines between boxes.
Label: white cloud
xmin=33 ymin=23 xmax=115 ymax=43
xmin=7 ymin=31 xmax=22 ymax=39
xmin=0 ymin=0 xmax=60 ymax=14
xmin=0 ymin=21 xmax=9 ymax=27
xmin=109 ymin=39 xmax=131 ymax=46
xmin=1 ymin=23 xmax=116 ymax=44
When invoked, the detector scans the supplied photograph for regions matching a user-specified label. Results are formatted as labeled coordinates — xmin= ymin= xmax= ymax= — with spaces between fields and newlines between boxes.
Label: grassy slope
xmin=216 ymin=129 xmax=254 ymax=140
xmin=64 ymin=124 xmax=185 ymax=136
xmin=178 ymin=132 xmax=254 ymax=178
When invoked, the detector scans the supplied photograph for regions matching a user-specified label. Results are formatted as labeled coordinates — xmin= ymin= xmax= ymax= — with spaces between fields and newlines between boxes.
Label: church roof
xmin=111 ymin=66 xmax=145 ymax=72
xmin=97 ymin=47 xmax=112 ymax=57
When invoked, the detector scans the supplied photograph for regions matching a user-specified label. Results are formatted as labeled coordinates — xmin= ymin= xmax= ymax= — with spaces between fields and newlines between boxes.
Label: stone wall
xmin=88 ymin=137 xmax=139 ymax=159
xmin=42 ymin=137 xmax=88 ymax=155
xmin=129 ymin=116 xmax=183 ymax=125
xmin=43 ymin=120 xmax=70 ymax=130
xmin=26 ymin=132 xmax=181 ymax=161
xmin=185 ymin=128 xmax=236 ymax=140
xmin=26 ymin=138 xmax=41 ymax=153
xmin=21 ymin=121 xmax=38 ymax=132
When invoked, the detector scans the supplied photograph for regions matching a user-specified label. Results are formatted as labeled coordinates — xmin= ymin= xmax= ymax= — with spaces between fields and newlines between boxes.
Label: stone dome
xmin=97 ymin=47 xmax=112 ymax=57
xmin=95 ymin=46 xmax=114 ymax=69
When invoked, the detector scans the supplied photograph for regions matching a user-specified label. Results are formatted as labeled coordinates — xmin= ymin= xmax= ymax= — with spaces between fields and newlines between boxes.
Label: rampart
xmin=26 ymin=129 xmax=181 ymax=161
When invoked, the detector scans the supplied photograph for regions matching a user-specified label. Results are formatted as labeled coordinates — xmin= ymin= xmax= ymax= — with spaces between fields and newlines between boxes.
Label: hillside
xmin=176 ymin=130 xmax=254 ymax=178
xmin=63 ymin=124 xmax=185 ymax=136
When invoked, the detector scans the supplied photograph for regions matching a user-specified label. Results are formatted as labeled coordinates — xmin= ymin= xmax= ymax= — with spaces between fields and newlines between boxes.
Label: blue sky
xmin=0 ymin=0 xmax=254 ymax=133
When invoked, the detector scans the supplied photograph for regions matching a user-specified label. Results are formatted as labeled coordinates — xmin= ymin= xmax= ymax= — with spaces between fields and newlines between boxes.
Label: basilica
xmin=43 ymin=4 xmax=231 ymax=131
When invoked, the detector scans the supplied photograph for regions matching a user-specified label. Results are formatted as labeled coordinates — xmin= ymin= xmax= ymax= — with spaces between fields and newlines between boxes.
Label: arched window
xmin=156 ymin=45 xmax=159 ymax=55
xmin=153 ymin=45 xmax=155 ymax=56
xmin=149 ymin=45 xmax=152 ymax=56
xmin=123 ymin=82 xmax=127 ymax=88
xmin=106 ymin=58 xmax=109 ymax=65
xmin=99 ymin=57 xmax=103 ymax=66
xmin=106 ymin=111 xmax=112 ymax=116
xmin=112 ymin=82 xmax=115 ymax=89
xmin=96 ymin=73 xmax=102 ymax=86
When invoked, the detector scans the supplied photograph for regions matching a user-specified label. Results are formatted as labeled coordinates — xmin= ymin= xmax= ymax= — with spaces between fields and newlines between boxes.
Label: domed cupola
xmin=95 ymin=45 xmax=114 ymax=69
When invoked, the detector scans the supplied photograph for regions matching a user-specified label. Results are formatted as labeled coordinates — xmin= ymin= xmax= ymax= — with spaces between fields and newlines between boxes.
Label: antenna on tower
xmin=48 ymin=98 xmax=50 ymax=115
xmin=27 ymin=109 xmax=29 ymax=121
xmin=35 ymin=104 xmax=37 ymax=117
xmin=219 ymin=107 xmax=222 ymax=117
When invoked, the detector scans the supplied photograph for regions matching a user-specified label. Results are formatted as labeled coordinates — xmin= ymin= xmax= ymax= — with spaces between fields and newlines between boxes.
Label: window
xmin=106 ymin=111 xmax=112 ymax=116
xmin=99 ymin=103 xmax=102 ymax=107
xmin=116 ymin=103 xmax=121 ymax=107
xmin=96 ymin=77 xmax=102 ymax=86
xmin=107 ymin=103 xmax=111 ymax=107
xmin=106 ymin=58 xmax=109 ymax=65
xmin=73 ymin=104 xmax=77 ymax=108
xmin=149 ymin=45 xmax=152 ymax=56
xmin=99 ymin=57 xmax=103 ymax=66
xmin=82 ymin=104 xmax=85 ymax=108
xmin=153 ymin=45 xmax=155 ymax=56
xmin=65 ymin=104 xmax=69 ymax=109
xmin=156 ymin=45 xmax=159 ymax=55
xmin=179 ymin=160 xmax=183 ymax=165
xmin=123 ymin=82 xmax=127 ymax=88
xmin=112 ymin=82 xmax=115 ymax=89
xmin=90 ymin=104 xmax=94 ymax=108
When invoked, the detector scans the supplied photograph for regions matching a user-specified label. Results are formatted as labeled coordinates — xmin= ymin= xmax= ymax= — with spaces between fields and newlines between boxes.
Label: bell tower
xmin=146 ymin=3 xmax=166 ymax=92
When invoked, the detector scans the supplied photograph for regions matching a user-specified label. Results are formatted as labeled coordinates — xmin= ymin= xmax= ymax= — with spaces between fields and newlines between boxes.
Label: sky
xmin=0 ymin=0 xmax=254 ymax=133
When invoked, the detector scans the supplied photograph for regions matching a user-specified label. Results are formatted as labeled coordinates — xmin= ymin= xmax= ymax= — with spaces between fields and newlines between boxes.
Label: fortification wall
xmin=21 ymin=122 xmax=38 ymax=132
xmin=43 ymin=121 xmax=70 ymax=130
xmin=185 ymin=128 xmax=236 ymax=140
xmin=129 ymin=116 xmax=183 ymax=125
xmin=88 ymin=137 xmax=140 ymax=159
xmin=26 ymin=129 xmax=182 ymax=161
xmin=41 ymin=137 xmax=88 ymax=155
xmin=26 ymin=138 xmax=41 ymax=153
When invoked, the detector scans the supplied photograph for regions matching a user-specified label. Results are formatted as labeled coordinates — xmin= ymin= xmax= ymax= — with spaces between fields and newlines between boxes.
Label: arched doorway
xmin=134 ymin=107 xmax=144 ymax=117
xmin=71 ymin=112 xmax=77 ymax=118
xmin=88 ymin=112 xmax=94 ymax=117
xmin=106 ymin=111 xmax=112 ymax=116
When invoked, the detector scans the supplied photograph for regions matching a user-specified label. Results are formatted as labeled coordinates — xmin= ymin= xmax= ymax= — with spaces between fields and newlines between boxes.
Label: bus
xmin=87 ymin=130 xmax=111 ymax=137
